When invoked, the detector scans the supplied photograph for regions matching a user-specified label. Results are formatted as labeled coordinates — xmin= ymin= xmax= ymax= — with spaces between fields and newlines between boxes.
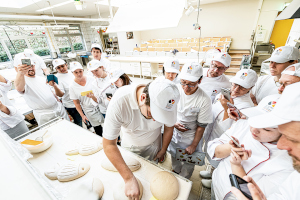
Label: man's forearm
xmin=162 ymin=125 xmax=174 ymax=151
xmin=43 ymin=68 xmax=50 ymax=75
xmin=191 ymin=126 xmax=205 ymax=147
xmin=103 ymin=138 xmax=134 ymax=181
xmin=53 ymin=84 xmax=64 ymax=97
xmin=73 ymin=100 xmax=85 ymax=117
xmin=14 ymin=72 xmax=26 ymax=92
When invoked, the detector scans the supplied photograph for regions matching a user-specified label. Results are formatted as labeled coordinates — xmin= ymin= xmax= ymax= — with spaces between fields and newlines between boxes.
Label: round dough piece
xmin=150 ymin=171 xmax=179 ymax=200
xmin=113 ymin=178 xmax=143 ymax=200
xmin=101 ymin=155 xmax=141 ymax=172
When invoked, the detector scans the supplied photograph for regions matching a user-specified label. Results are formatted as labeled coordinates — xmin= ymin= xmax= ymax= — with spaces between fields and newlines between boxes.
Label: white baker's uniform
xmin=251 ymin=75 xmax=278 ymax=104
xmin=14 ymin=53 xmax=47 ymax=77
xmin=203 ymin=92 xmax=254 ymax=168
xmin=208 ymin=120 xmax=294 ymax=200
xmin=91 ymin=75 xmax=117 ymax=115
xmin=56 ymin=71 xmax=75 ymax=108
xmin=168 ymin=86 xmax=213 ymax=178
xmin=0 ymin=78 xmax=28 ymax=138
xmin=199 ymin=68 xmax=231 ymax=103
xmin=103 ymin=84 xmax=170 ymax=161
xmin=268 ymin=170 xmax=300 ymax=200
xmin=155 ymin=76 xmax=181 ymax=84
xmin=69 ymin=76 xmax=104 ymax=127
xmin=22 ymin=76 xmax=69 ymax=125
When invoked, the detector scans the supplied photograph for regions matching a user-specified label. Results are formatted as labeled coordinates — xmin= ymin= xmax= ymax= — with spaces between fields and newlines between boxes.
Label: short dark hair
xmin=143 ymin=82 xmax=151 ymax=106
xmin=91 ymin=47 xmax=102 ymax=53
xmin=119 ymin=73 xmax=132 ymax=86
xmin=162 ymin=67 xmax=178 ymax=77
xmin=289 ymin=60 xmax=295 ymax=63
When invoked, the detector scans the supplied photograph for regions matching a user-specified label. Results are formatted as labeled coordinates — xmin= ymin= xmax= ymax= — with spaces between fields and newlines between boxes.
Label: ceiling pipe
xmin=0 ymin=14 xmax=111 ymax=22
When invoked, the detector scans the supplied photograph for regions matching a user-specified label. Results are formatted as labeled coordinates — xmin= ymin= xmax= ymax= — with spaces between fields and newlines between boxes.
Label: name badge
xmin=190 ymin=107 xmax=200 ymax=113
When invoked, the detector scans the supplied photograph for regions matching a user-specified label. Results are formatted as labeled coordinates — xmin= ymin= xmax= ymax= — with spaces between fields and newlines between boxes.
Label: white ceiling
xmin=0 ymin=0 xmax=115 ymax=17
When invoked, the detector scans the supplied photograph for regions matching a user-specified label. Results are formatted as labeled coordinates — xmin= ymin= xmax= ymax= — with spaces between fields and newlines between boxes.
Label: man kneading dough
xmin=103 ymin=79 xmax=180 ymax=200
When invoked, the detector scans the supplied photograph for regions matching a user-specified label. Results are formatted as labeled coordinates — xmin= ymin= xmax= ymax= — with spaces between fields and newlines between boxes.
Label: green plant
xmin=0 ymin=52 xmax=9 ymax=62
xmin=59 ymin=47 xmax=72 ymax=54
xmin=73 ymin=43 xmax=83 ymax=50
xmin=34 ymin=48 xmax=50 ymax=56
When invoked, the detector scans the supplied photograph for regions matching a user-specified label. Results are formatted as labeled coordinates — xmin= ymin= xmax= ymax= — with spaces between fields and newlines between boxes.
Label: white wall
xmin=117 ymin=31 xmax=141 ymax=55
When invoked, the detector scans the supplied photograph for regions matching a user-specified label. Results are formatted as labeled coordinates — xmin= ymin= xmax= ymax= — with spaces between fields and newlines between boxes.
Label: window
xmin=0 ymin=43 xmax=10 ymax=62
xmin=55 ymin=37 xmax=72 ymax=54
xmin=5 ymin=39 xmax=28 ymax=57
xmin=71 ymin=36 xmax=84 ymax=51
xmin=28 ymin=37 xmax=50 ymax=56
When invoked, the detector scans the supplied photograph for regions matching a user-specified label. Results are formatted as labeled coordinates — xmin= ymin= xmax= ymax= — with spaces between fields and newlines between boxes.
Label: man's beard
xmin=28 ymin=70 xmax=35 ymax=76
xmin=292 ymin=157 xmax=300 ymax=173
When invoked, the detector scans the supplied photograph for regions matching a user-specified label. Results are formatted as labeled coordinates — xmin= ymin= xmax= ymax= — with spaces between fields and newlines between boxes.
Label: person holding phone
xmin=167 ymin=62 xmax=213 ymax=179
xmin=86 ymin=60 xmax=117 ymax=118
xmin=231 ymin=82 xmax=300 ymax=200
xmin=109 ymin=68 xmax=132 ymax=88
xmin=0 ymin=75 xmax=29 ymax=138
xmin=48 ymin=59 xmax=82 ymax=127
xmin=199 ymin=52 xmax=232 ymax=103
xmin=68 ymin=62 xmax=104 ymax=136
xmin=207 ymin=94 xmax=293 ymax=200
xmin=200 ymin=69 xmax=258 ymax=188
xmin=14 ymin=57 xmax=69 ymax=126
xmin=156 ymin=58 xmax=181 ymax=84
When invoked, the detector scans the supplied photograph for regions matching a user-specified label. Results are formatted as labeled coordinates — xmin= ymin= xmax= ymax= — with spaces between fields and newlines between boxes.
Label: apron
xmin=81 ymin=105 xmax=104 ymax=127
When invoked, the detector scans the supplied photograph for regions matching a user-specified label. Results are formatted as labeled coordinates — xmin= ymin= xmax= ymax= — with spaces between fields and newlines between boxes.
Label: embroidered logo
xmin=263 ymin=101 xmax=277 ymax=112
xmin=275 ymin=48 xmax=282 ymax=55
xmin=240 ymin=72 xmax=248 ymax=80
xmin=221 ymin=54 xmax=227 ymax=59
xmin=166 ymin=99 xmax=175 ymax=109
xmin=171 ymin=61 xmax=176 ymax=67
xmin=187 ymin=66 xmax=193 ymax=74
xmin=212 ymin=89 xmax=218 ymax=96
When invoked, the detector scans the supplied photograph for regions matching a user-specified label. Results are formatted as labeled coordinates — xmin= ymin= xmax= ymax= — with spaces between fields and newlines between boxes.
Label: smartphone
xmin=47 ymin=74 xmax=58 ymax=85
xmin=221 ymin=88 xmax=231 ymax=100
xmin=21 ymin=59 xmax=31 ymax=66
xmin=84 ymin=120 xmax=92 ymax=129
xmin=184 ymin=126 xmax=191 ymax=130
xmin=224 ymin=132 xmax=242 ymax=148
xmin=106 ymin=93 xmax=112 ymax=98
xmin=227 ymin=102 xmax=242 ymax=119
xmin=229 ymin=174 xmax=253 ymax=200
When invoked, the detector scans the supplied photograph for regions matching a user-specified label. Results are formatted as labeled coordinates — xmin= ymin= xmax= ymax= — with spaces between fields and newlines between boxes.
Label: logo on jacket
xmin=212 ymin=89 xmax=218 ymax=96
xmin=166 ymin=99 xmax=175 ymax=109
xmin=187 ymin=66 xmax=192 ymax=74
xmin=263 ymin=101 xmax=277 ymax=112
xmin=240 ymin=72 xmax=248 ymax=80
xmin=171 ymin=61 xmax=176 ymax=67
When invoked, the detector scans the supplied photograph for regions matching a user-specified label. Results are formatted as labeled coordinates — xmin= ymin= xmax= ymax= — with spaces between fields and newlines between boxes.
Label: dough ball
xmin=150 ymin=171 xmax=179 ymax=200
xmin=101 ymin=155 xmax=141 ymax=172
xmin=113 ymin=178 xmax=143 ymax=200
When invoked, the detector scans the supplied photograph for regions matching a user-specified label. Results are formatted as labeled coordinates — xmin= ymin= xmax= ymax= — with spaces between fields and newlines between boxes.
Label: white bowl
xmin=21 ymin=130 xmax=53 ymax=153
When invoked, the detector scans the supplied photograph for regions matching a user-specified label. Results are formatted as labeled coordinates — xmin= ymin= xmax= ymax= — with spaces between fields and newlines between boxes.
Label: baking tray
xmin=17 ymin=119 xmax=192 ymax=200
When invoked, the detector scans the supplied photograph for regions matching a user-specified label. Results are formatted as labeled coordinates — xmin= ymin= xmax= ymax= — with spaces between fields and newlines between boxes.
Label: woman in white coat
xmin=200 ymin=69 xmax=258 ymax=187
xmin=86 ymin=60 xmax=117 ymax=118
xmin=69 ymin=62 xmax=104 ymax=136
xmin=208 ymin=94 xmax=294 ymax=200
xmin=156 ymin=58 xmax=181 ymax=84
xmin=0 ymin=75 xmax=29 ymax=138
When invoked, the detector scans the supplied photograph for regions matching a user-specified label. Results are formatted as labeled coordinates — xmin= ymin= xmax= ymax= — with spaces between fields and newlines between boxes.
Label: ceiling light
xmin=36 ymin=0 xmax=73 ymax=12
xmin=74 ymin=0 xmax=87 ymax=10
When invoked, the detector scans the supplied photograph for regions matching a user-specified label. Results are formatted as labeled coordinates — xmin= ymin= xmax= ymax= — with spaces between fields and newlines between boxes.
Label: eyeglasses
xmin=211 ymin=64 xmax=227 ymax=71
xmin=275 ymin=81 xmax=287 ymax=88
xmin=180 ymin=82 xmax=198 ymax=88
xmin=231 ymin=83 xmax=248 ymax=91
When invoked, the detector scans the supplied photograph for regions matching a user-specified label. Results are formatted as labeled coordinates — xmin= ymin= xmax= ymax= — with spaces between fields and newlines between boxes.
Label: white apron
xmin=81 ymin=104 xmax=104 ymax=127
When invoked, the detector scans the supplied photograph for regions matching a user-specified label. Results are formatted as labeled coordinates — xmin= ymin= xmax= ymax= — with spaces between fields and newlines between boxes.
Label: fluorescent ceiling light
xmin=36 ymin=0 xmax=73 ymax=12
xmin=1 ymin=0 xmax=42 ymax=9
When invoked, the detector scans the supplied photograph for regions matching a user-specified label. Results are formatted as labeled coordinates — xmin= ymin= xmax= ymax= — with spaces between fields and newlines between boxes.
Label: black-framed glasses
xmin=180 ymin=82 xmax=197 ymax=88
xmin=231 ymin=83 xmax=248 ymax=91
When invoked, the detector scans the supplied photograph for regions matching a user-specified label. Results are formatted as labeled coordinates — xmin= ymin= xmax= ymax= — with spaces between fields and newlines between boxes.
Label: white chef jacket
xmin=155 ymin=76 xmax=180 ymax=84
xmin=203 ymin=92 xmax=254 ymax=168
xmin=69 ymin=76 xmax=104 ymax=127
xmin=268 ymin=170 xmax=300 ymax=200
xmin=251 ymin=75 xmax=278 ymax=104
xmin=0 ymin=78 xmax=24 ymax=130
xmin=103 ymin=84 xmax=169 ymax=147
xmin=168 ymin=85 xmax=213 ymax=157
xmin=22 ymin=76 xmax=69 ymax=125
xmin=14 ymin=53 xmax=47 ymax=77
xmin=91 ymin=75 xmax=117 ymax=114
xmin=208 ymin=120 xmax=294 ymax=200
xmin=199 ymin=68 xmax=231 ymax=103
xmin=56 ymin=71 xmax=75 ymax=108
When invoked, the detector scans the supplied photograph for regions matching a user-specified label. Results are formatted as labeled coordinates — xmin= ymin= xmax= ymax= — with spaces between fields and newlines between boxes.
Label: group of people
xmin=0 ymin=43 xmax=299 ymax=200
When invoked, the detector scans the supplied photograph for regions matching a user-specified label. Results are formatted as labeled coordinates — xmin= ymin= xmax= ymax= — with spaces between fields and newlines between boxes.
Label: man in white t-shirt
xmin=251 ymin=46 xmax=299 ymax=105
xmin=48 ymin=59 xmax=82 ymax=127
xmin=14 ymin=49 xmax=50 ymax=77
xmin=103 ymin=78 xmax=180 ymax=199
xmin=200 ymin=52 xmax=232 ymax=102
xmin=231 ymin=82 xmax=300 ymax=200
xmin=90 ymin=43 xmax=111 ymax=72
xmin=14 ymin=57 xmax=69 ymax=126
xmin=168 ymin=62 xmax=213 ymax=179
